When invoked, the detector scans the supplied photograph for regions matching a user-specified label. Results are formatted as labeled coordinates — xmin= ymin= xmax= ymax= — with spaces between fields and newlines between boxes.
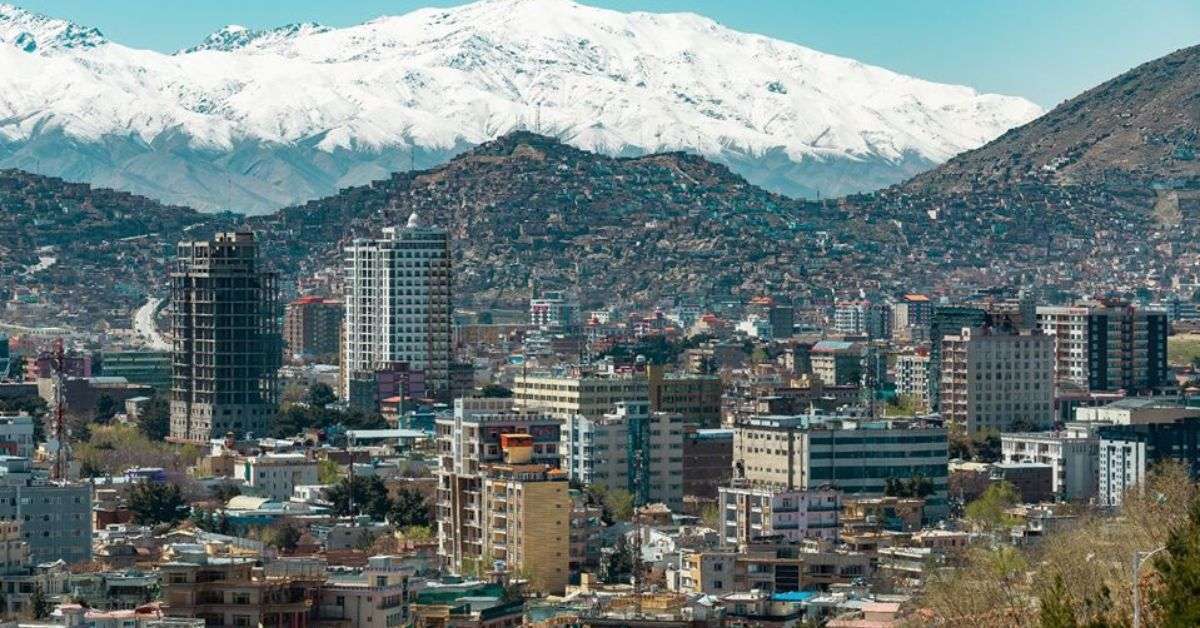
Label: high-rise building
xmin=833 ymin=300 xmax=870 ymax=337
xmin=718 ymin=485 xmax=841 ymax=545
xmin=435 ymin=398 xmax=561 ymax=576
xmin=282 ymin=296 xmax=343 ymax=362
xmin=1087 ymin=303 xmax=1170 ymax=393
xmin=1097 ymin=417 xmax=1200 ymax=507
xmin=560 ymin=400 xmax=685 ymax=509
xmin=892 ymin=294 xmax=932 ymax=341
xmin=513 ymin=371 xmax=649 ymax=420
xmin=927 ymin=305 xmax=989 ymax=410
xmin=939 ymin=326 xmax=1054 ymax=435
xmin=732 ymin=415 xmax=950 ymax=520
xmin=0 ymin=458 xmax=91 ymax=565
xmin=343 ymin=217 xmax=452 ymax=400
xmin=100 ymin=349 xmax=172 ymax=391
xmin=893 ymin=349 xmax=931 ymax=411
xmin=480 ymin=440 xmax=571 ymax=594
xmin=170 ymin=231 xmax=281 ymax=443
xmin=529 ymin=290 xmax=581 ymax=331
xmin=1035 ymin=306 xmax=1090 ymax=390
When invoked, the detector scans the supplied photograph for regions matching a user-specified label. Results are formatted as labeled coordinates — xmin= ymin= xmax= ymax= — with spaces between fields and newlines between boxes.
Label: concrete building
xmin=435 ymin=398 xmax=561 ymax=576
xmin=682 ymin=428 xmax=733 ymax=499
xmin=1097 ymin=417 xmax=1200 ymax=507
xmin=733 ymin=415 xmax=949 ymax=520
xmin=809 ymin=341 xmax=864 ymax=387
xmin=512 ymin=370 xmax=649 ymax=420
xmin=1001 ymin=427 xmax=1099 ymax=501
xmin=100 ymin=350 xmax=172 ymax=392
xmin=0 ymin=413 xmax=34 ymax=458
xmin=1073 ymin=397 xmax=1200 ymax=425
xmin=317 ymin=555 xmax=412 ymax=627
xmin=833 ymin=300 xmax=870 ymax=337
xmin=170 ymin=231 xmax=281 ymax=443
xmin=160 ymin=554 xmax=321 ymax=627
xmin=343 ymin=218 xmax=452 ymax=400
xmin=718 ymin=484 xmax=841 ymax=545
xmin=561 ymin=401 xmax=684 ymax=509
xmin=892 ymin=294 xmax=933 ymax=342
xmin=0 ymin=466 xmax=92 ymax=564
xmin=646 ymin=365 xmax=723 ymax=428
xmin=234 ymin=453 xmax=319 ymax=501
xmin=1035 ymin=306 xmax=1090 ymax=390
xmin=927 ymin=306 xmax=990 ymax=410
xmin=1086 ymin=303 xmax=1170 ymax=393
xmin=282 ymin=296 xmax=343 ymax=362
xmin=940 ymin=326 xmax=1054 ymax=435
xmin=480 ymin=441 xmax=571 ymax=594
xmin=677 ymin=541 xmax=871 ymax=596
xmin=529 ymin=290 xmax=580 ymax=331
xmin=893 ymin=350 xmax=930 ymax=411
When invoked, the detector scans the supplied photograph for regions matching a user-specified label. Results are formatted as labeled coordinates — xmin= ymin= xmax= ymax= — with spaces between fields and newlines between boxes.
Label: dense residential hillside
xmin=907 ymin=44 xmax=1200 ymax=193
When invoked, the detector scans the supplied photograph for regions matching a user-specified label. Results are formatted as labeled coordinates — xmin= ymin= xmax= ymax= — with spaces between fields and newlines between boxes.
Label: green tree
xmin=965 ymin=481 xmax=1021 ymax=531
xmin=263 ymin=522 xmax=303 ymax=552
xmin=1152 ymin=497 xmax=1200 ymax=625
xmin=317 ymin=459 xmax=342 ymax=485
xmin=388 ymin=488 xmax=430 ymax=528
xmin=328 ymin=476 xmax=391 ymax=519
xmin=137 ymin=395 xmax=171 ymax=441
xmin=94 ymin=394 xmax=118 ymax=424
xmin=30 ymin=584 xmax=47 ymax=619
xmin=307 ymin=383 xmax=337 ymax=408
xmin=1039 ymin=574 xmax=1079 ymax=628
xmin=589 ymin=485 xmax=634 ymax=523
xmin=128 ymin=482 xmax=188 ymax=526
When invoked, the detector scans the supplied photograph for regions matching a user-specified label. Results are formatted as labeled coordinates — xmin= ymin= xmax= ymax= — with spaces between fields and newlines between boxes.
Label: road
xmin=133 ymin=297 xmax=170 ymax=350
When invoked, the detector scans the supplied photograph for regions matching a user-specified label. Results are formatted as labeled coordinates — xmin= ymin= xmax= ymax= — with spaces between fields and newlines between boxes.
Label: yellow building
xmin=480 ymin=434 xmax=571 ymax=594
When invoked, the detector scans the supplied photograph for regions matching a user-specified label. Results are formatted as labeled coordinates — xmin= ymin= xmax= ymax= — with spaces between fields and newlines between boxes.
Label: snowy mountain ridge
xmin=0 ymin=0 xmax=1042 ymax=212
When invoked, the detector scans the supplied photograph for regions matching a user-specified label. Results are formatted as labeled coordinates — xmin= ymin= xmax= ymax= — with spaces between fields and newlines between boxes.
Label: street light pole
xmin=1133 ymin=546 xmax=1167 ymax=628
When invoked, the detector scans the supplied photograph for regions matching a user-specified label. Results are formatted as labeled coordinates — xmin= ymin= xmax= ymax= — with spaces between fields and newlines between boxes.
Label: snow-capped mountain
xmin=0 ymin=0 xmax=1042 ymax=213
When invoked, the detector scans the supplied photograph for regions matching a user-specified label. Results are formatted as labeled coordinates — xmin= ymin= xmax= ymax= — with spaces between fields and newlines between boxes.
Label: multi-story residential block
xmin=170 ymin=231 xmax=281 ymax=443
xmin=892 ymin=294 xmax=933 ymax=342
xmin=939 ymin=326 xmax=1054 ymax=435
xmin=732 ymin=415 xmax=950 ymax=520
xmin=343 ymin=217 xmax=452 ymax=400
xmin=1001 ymin=426 xmax=1099 ymax=501
xmin=234 ymin=453 xmax=319 ymax=501
xmin=480 ymin=441 xmax=571 ymax=594
xmin=718 ymin=484 xmax=841 ymax=545
xmin=0 ymin=464 xmax=92 ymax=564
xmin=0 ymin=413 xmax=34 ymax=458
xmin=560 ymin=401 xmax=684 ymax=509
xmin=512 ymin=370 xmax=648 ymax=420
xmin=161 ymin=554 xmax=322 ymax=627
xmin=927 ymin=306 xmax=989 ymax=410
xmin=1097 ymin=417 xmax=1200 ymax=507
xmin=833 ymin=300 xmax=870 ymax=337
xmin=529 ymin=290 xmax=581 ymax=331
xmin=1035 ymin=306 xmax=1090 ymax=390
xmin=1086 ymin=303 xmax=1170 ymax=393
xmin=682 ymin=428 xmax=733 ymax=499
xmin=99 ymin=350 xmax=172 ymax=392
xmin=282 ymin=296 xmax=343 ymax=362
xmin=435 ymin=398 xmax=561 ymax=576
xmin=646 ymin=365 xmax=723 ymax=428
xmin=317 ymin=555 xmax=412 ymax=627
xmin=809 ymin=341 xmax=864 ymax=387
xmin=676 ymin=541 xmax=871 ymax=596
xmin=1073 ymin=397 xmax=1200 ymax=425
xmin=893 ymin=349 xmax=930 ymax=411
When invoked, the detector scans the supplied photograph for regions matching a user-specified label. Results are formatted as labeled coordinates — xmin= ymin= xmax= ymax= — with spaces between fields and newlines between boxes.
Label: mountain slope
xmin=908 ymin=44 xmax=1200 ymax=193
xmin=0 ymin=0 xmax=1040 ymax=212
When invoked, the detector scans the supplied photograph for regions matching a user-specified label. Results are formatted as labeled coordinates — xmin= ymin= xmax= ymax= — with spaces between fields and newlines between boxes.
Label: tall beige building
xmin=1035 ymin=306 xmax=1090 ymax=390
xmin=940 ymin=327 xmax=1055 ymax=435
xmin=514 ymin=367 xmax=721 ymax=426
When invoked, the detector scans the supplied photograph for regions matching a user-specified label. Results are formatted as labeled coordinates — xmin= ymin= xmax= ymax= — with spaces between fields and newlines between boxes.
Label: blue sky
xmin=16 ymin=0 xmax=1200 ymax=107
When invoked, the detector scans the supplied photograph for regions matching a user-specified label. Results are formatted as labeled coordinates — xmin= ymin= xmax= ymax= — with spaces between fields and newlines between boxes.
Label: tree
xmin=307 ymin=383 xmax=337 ymax=408
xmin=1039 ymin=574 xmax=1079 ymax=628
xmin=317 ymin=459 xmax=342 ymax=485
xmin=589 ymin=485 xmax=634 ymax=523
xmin=965 ymin=482 xmax=1021 ymax=531
xmin=30 ymin=584 xmax=47 ymax=619
xmin=263 ymin=522 xmax=303 ymax=552
xmin=1152 ymin=497 xmax=1200 ymax=625
xmin=94 ymin=394 xmax=118 ymax=424
xmin=210 ymin=484 xmax=241 ymax=504
xmin=388 ymin=488 xmax=430 ymax=528
xmin=328 ymin=476 xmax=391 ymax=520
xmin=137 ymin=395 xmax=170 ymax=441
xmin=480 ymin=384 xmax=513 ymax=398
xmin=128 ymin=482 xmax=188 ymax=526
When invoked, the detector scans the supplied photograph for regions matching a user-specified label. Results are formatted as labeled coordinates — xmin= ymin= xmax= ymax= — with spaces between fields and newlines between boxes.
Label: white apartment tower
xmin=343 ymin=214 xmax=452 ymax=400
xmin=1035 ymin=306 xmax=1090 ymax=390
xmin=940 ymin=327 xmax=1055 ymax=435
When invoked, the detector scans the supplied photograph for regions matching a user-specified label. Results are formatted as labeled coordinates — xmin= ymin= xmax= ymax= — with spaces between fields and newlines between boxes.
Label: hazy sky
xmin=15 ymin=0 xmax=1200 ymax=107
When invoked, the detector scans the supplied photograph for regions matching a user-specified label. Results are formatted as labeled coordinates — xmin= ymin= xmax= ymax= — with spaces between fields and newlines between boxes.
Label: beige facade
xmin=512 ymin=371 xmax=648 ymax=419
xmin=480 ymin=463 xmax=571 ymax=594
xmin=317 ymin=555 xmax=411 ymax=627
xmin=940 ymin=327 xmax=1054 ymax=435
xmin=1035 ymin=306 xmax=1090 ymax=390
